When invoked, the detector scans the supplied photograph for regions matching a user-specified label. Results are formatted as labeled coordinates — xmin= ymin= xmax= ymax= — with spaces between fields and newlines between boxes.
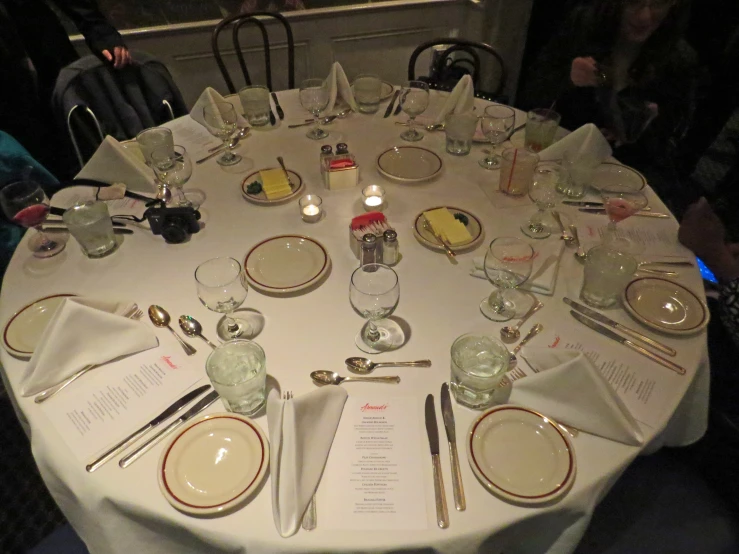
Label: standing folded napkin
xmin=433 ymin=74 xmax=475 ymax=124
xmin=471 ymin=238 xmax=565 ymax=295
xmin=324 ymin=62 xmax=358 ymax=114
xmin=510 ymin=348 xmax=644 ymax=445
xmin=537 ymin=123 xmax=611 ymax=163
xmin=267 ymin=387 xmax=348 ymax=537
xmin=190 ymin=87 xmax=248 ymax=128
xmin=20 ymin=298 xmax=158 ymax=396
xmin=75 ymin=136 xmax=155 ymax=194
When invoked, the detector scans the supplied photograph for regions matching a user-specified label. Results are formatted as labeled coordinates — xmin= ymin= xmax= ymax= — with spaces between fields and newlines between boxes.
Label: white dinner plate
xmin=467 ymin=405 xmax=576 ymax=505
xmin=590 ymin=162 xmax=647 ymax=192
xmin=240 ymin=168 xmax=305 ymax=205
xmin=412 ymin=207 xmax=485 ymax=252
xmin=376 ymin=146 xmax=443 ymax=183
xmin=2 ymin=294 xmax=75 ymax=358
xmin=244 ymin=235 xmax=331 ymax=294
xmin=158 ymin=413 xmax=269 ymax=515
xmin=622 ymin=277 xmax=709 ymax=335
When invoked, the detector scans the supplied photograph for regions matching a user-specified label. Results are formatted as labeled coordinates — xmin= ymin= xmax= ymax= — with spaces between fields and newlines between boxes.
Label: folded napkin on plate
xmin=324 ymin=62 xmax=358 ymax=114
xmin=20 ymin=297 xmax=158 ymax=396
xmin=471 ymin=239 xmax=565 ymax=295
xmin=509 ymin=347 xmax=644 ymax=445
xmin=267 ymin=387 xmax=348 ymax=538
xmin=537 ymin=122 xmax=611 ymax=163
xmin=75 ymin=136 xmax=155 ymax=193
xmin=190 ymin=86 xmax=248 ymax=129
xmin=433 ymin=74 xmax=475 ymax=124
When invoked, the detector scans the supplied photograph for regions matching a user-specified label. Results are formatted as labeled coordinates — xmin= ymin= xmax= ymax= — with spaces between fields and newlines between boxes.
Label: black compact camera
xmin=144 ymin=202 xmax=201 ymax=244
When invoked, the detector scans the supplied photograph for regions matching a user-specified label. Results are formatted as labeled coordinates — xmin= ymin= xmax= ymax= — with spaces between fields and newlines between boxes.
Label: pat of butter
xmin=424 ymin=208 xmax=472 ymax=246
xmin=260 ymin=168 xmax=289 ymax=191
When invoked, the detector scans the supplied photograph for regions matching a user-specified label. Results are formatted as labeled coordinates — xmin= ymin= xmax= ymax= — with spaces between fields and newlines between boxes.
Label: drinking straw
xmin=506 ymin=148 xmax=518 ymax=193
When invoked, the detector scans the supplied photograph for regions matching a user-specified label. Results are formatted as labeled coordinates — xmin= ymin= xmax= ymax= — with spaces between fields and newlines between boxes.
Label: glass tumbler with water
xmin=353 ymin=74 xmax=382 ymax=114
xmin=62 ymin=201 xmax=118 ymax=258
xmin=239 ymin=85 xmax=271 ymax=127
xmin=206 ymin=339 xmax=266 ymax=416
xmin=580 ymin=245 xmax=637 ymax=308
xmin=444 ymin=112 xmax=479 ymax=156
xmin=450 ymin=333 xmax=510 ymax=409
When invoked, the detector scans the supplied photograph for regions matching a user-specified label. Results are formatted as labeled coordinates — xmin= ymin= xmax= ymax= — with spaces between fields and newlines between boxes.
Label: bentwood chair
xmin=408 ymin=38 xmax=507 ymax=102
xmin=211 ymin=12 xmax=295 ymax=94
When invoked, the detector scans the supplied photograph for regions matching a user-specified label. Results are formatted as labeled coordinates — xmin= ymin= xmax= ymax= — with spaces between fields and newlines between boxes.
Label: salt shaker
xmin=382 ymin=229 xmax=398 ymax=265
xmin=360 ymin=233 xmax=379 ymax=266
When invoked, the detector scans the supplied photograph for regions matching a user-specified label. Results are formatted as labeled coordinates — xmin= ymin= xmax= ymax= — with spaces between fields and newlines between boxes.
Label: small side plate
xmin=3 ymin=294 xmax=76 ymax=358
xmin=412 ymin=207 xmax=485 ymax=252
xmin=241 ymin=169 xmax=305 ymax=205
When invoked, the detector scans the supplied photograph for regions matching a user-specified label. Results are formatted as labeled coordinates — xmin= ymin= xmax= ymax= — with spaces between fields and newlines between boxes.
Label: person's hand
xmin=570 ymin=57 xmax=601 ymax=87
xmin=102 ymin=46 xmax=131 ymax=69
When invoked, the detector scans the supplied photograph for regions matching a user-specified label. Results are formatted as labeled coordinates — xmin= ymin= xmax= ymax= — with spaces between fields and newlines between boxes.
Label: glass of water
xmin=238 ymin=85 xmax=271 ymax=127
xmin=450 ymin=333 xmax=511 ymax=409
xmin=580 ymin=245 xmax=637 ymax=308
xmin=349 ymin=263 xmax=403 ymax=353
xmin=479 ymin=105 xmax=515 ymax=169
xmin=353 ymin=74 xmax=382 ymax=114
xmin=399 ymin=80 xmax=430 ymax=142
xmin=62 ymin=201 xmax=118 ymax=258
xmin=206 ymin=339 xmax=266 ymax=416
xmin=195 ymin=257 xmax=252 ymax=340
xmin=480 ymin=237 xmax=534 ymax=322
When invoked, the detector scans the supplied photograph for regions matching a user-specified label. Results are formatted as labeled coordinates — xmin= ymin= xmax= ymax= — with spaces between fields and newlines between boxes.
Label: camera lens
xmin=161 ymin=218 xmax=189 ymax=244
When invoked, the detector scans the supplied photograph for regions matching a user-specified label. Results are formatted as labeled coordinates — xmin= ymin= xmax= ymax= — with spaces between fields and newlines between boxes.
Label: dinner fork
xmin=283 ymin=390 xmax=318 ymax=531
xmin=34 ymin=305 xmax=143 ymax=404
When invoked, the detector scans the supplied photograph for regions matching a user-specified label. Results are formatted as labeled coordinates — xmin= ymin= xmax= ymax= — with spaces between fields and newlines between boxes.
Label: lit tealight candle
xmin=299 ymin=194 xmax=323 ymax=223
xmin=362 ymin=185 xmax=386 ymax=212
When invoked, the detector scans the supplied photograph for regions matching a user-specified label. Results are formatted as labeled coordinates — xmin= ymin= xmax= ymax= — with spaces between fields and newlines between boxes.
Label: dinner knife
xmin=86 ymin=384 xmax=211 ymax=473
xmin=269 ymin=106 xmax=277 ymax=126
xmin=563 ymin=297 xmax=677 ymax=357
xmin=570 ymin=310 xmax=686 ymax=375
xmin=393 ymin=92 xmax=403 ymax=116
xmin=42 ymin=225 xmax=132 ymax=235
xmin=578 ymin=208 xmax=669 ymax=218
xmin=119 ymin=390 xmax=220 ymax=468
xmin=384 ymin=90 xmax=400 ymax=118
xmin=564 ymin=201 xmax=651 ymax=211
xmin=271 ymin=92 xmax=284 ymax=120
xmin=424 ymin=394 xmax=449 ymax=528
xmin=440 ymin=383 xmax=465 ymax=511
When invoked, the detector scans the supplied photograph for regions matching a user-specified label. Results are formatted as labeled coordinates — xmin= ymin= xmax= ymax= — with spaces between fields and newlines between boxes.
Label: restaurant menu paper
xmin=40 ymin=351 xmax=203 ymax=462
xmin=321 ymin=396 xmax=428 ymax=530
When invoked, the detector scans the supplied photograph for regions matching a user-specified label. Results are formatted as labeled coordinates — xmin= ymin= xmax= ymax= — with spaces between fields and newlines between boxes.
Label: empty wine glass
xmin=600 ymin=185 xmax=648 ymax=254
xmin=151 ymin=145 xmax=193 ymax=207
xmin=349 ymin=263 xmax=404 ymax=353
xmin=521 ymin=164 xmax=564 ymax=239
xmin=399 ymin=81 xmax=430 ymax=142
xmin=202 ymin=102 xmax=242 ymax=166
xmin=136 ymin=127 xmax=174 ymax=198
xmin=480 ymin=237 xmax=534 ymax=322
xmin=0 ymin=180 xmax=65 ymax=258
xmin=299 ymin=78 xmax=330 ymax=140
xmin=479 ymin=105 xmax=515 ymax=169
xmin=195 ymin=257 xmax=253 ymax=340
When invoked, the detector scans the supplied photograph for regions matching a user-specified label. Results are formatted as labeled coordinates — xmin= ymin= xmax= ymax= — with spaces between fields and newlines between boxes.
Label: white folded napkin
xmin=509 ymin=348 xmax=644 ymax=445
xmin=433 ymin=74 xmax=475 ymax=124
xmin=75 ymin=136 xmax=155 ymax=194
xmin=324 ymin=62 xmax=358 ymax=114
xmin=537 ymin=122 xmax=612 ymax=163
xmin=190 ymin=87 xmax=248 ymax=129
xmin=267 ymin=387 xmax=348 ymax=538
xmin=20 ymin=298 xmax=158 ymax=396
xmin=471 ymin=238 xmax=565 ymax=295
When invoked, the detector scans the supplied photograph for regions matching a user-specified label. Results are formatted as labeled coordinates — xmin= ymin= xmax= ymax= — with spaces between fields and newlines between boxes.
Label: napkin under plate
xmin=76 ymin=136 xmax=155 ymax=193
xmin=190 ymin=87 xmax=248 ymax=129
xmin=324 ymin=62 xmax=358 ymax=114
xmin=537 ymin=123 xmax=611 ymax=163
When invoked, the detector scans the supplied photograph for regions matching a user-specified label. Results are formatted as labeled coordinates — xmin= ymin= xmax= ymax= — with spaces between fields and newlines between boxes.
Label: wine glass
xmin=480 ymin=237 xmax=534 ymax=322
xmin=202 ymin=102 xmax=242 ymax=166
xmin=137 ymin=127 xmax=174 ymax=198
xmin=521 ymin=164 xmax=564 ymax=239
xmin=479 ymin=105 xmax=515 ymax=169
xmin=0 ymin=180 xmax=65 ymax=258
xmin=399 ymin=81 xmax=430 ymax=142
xmin=150 ymin=145 xmax=193 ymax=207
xmin=600 ymin=185 xmax=648 ymax=254
xmin=349 ymin=263 xmax=404 ymax=353
xmin=299 ymin=78 xmax=330 ymax=140
xmin=195 ymin=257 xmax=253 ymax=340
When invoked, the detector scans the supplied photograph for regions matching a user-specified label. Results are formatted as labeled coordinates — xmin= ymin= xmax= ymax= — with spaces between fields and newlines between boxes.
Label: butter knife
xmin=271 ymin=92 xmax=284 ymax=120
xmin=425 ymin=394 xmax=449 ymax=528
xmin=86 ymin=384 xmax=211 ymax=473
xmin=384 ymin=90 xmax=400 ymax=118
xmin=119 ymin=390 xmax=220 ymax=468
xmin=422 ymin=215 xmax=456 ymax=263
xmin=570 ymin=311 xmax=685 ymax=375
xmin=563 ymin=297 xmax=676 ymax=357
xmin=440 ymin=383 xmax=465 ymax=511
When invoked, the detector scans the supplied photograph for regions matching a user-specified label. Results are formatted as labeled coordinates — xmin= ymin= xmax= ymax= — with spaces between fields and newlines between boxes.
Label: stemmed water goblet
xmin=349 ymin=263 xmax=403 ymax=353
xmin=480 ymin=237 xmax=534 ymax=322
xmin=521 ymin=164 xmax=564 ymax=239
xmin=195 ymin=257 xmax=253 ymax=341
xmin=600 ymin=185 xmax=648 ymax=254
xmin=0 ymin=180 xmax=65 ymax=258
xmin=399 ymin=81 xmax=430 ymax=142
xmin=202 ymin=102 xmax=242 ymax=166
xmin=136 ymin=127 xmax=174 ymax=199
xmin=479 ymin=105 xmax=515 ymax=169
xmin=299 ymin=78 xmax=330 ymax=140
xmin=150 ymin=145 xmax=193 ymax=207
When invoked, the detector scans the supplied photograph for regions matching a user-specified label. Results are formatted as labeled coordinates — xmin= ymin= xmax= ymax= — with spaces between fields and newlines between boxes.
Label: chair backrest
xmin=51 ymin=51 xmax=188 ymax=170
xmin=212 ymin=12 xmax=295 ymax=94
xmin=408 ymin=38 xmax=507 ymax=102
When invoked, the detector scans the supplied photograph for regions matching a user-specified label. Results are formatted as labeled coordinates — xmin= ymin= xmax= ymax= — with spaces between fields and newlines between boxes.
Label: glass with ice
xmin=206 ymin=339 xmax=266 ymax=416
xmin=62 ymin=201 xmax=118 ymax=258
xmin=450 ymin=333 xmax=511 ymax=409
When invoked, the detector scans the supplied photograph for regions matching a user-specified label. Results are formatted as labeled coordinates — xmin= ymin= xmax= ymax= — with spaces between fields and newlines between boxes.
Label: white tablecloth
xmin=0 ymin=90 xmax=709 ymax=554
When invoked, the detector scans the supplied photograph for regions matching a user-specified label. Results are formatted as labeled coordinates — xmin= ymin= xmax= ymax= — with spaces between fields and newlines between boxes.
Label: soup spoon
xmin=178 ymin=315 xmax=218 ymax=349
xmin=500 ymin=300 xmax=543 ymax=343
xmin=346 ymin=357 xmax=431 ymax=374
xmin=310 ymin=370 xmax=400 ymax=386
xmin=148 ymin=305 xmax=197 ymax=355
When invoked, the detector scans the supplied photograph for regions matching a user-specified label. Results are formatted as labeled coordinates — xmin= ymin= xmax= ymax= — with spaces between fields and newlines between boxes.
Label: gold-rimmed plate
xmin=240 ymin=169 xmax=305 ymax=205
xmin=590 ymin=163 xmax=647 ymax=192
xmin=412 ymin=207 xmax=484 ymax=252
xmin=377 ymin=146 xmax=443 ymax=183
xmin=2 ymin=294 xmax=76 ymax=358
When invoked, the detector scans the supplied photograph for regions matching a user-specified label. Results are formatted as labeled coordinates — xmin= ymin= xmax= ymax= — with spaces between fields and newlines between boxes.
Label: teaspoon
xmin=148 ymin=305 xmax=197 ymax=356
xmin=508 ymin=324 xmax=543 ymax=365
xmin=178 ymin=315 xmax=218 ymax=349
xmin=500 ymin=300 xmax=543 ymax=343
xmin=196 ymin=136 xmax=241 ymax=164
xmin=346 ymin=357 xmax=431 ymax=375
xmin=570 ymin=224 xmax=587 ymax=262
xmin=310 ymin=370 xmax=400 ymax=386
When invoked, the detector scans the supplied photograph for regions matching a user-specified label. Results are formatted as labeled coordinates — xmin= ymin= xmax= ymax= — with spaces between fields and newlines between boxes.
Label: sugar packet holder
xmin=322 ymin=153 xmax=359 ymax=190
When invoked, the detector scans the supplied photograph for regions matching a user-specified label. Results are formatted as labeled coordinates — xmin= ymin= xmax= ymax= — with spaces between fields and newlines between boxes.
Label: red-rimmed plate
xmin=2 ymin=294 xmax=76 ymax=358
xmin=240 ymin=168 xmax=305 ymax=205
xmin=412 ymin=206 xmax=485 ymax=252
xmin=376 ymin=146 xmax=443 ymax=183
xmin=243 ymin=235 xmax=330 ymax=294
xmin=467 ymin=405 xmax=576 ymax=505
xmin=158 ymin=413 xmax=269 ymax=515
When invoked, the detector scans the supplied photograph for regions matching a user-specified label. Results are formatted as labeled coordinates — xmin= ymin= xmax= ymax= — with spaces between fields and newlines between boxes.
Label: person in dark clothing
xmin=519 ymin=0 xmax=697 ymax=213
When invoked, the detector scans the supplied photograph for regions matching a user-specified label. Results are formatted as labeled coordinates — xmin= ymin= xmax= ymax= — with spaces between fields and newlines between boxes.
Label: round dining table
xmin=0 ymin=89 xmax=709 ymax=554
